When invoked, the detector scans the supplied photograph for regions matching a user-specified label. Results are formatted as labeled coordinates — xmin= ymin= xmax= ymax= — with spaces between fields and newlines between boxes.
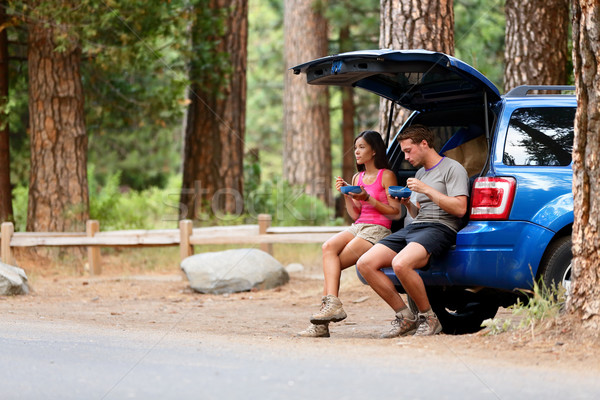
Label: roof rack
xmin=505 ymin=85 xmax=575 ymax=97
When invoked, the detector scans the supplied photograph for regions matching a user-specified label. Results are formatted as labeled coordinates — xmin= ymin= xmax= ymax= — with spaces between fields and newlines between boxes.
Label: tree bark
xmin=0 ymin=0 xmax=12 ymax=223
xmin=379 ymin=0 xmax=454 ymax=139
xmin=339 ymin=26 xmax=356 ymax=189
xmin=570 ymin=0 xmax=600 ymax=331
xmin=284 ymin=0 xmax=332 ymax=205
xmin=26 ymin=19 xmax=88 ymax=232
xmin=338 ymin=25 xmax=356 ymax=222
xmin=504 ymin=0 xmax=569 ymax=93
xmin=181 ymin=0 xmax=248 ymax=220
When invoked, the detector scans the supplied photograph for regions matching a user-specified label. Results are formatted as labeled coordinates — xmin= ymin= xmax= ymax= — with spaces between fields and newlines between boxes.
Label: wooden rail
xmin=1 ymin=215 xmax=345 ymax=275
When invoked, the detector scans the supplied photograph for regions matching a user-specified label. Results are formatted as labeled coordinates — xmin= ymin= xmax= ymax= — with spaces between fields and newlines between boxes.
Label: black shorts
xmin=377 ymin=222 xmax=457 ymax=258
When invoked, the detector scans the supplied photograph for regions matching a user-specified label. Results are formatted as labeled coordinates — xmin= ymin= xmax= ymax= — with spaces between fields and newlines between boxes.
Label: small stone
xmin=284 ymin=263 xmax=304 ymax=274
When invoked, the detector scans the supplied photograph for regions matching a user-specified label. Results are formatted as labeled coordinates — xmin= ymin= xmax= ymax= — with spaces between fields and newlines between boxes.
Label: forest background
xmin=2 ymin=0 xmax=509 ymax=232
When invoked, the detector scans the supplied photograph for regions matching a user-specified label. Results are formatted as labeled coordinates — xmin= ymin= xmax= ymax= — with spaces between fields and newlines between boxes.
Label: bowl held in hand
xmin=388 ymin=186 xmax=412 ymax=198
xmin=340 ymin=185 xmax=362 ymax=195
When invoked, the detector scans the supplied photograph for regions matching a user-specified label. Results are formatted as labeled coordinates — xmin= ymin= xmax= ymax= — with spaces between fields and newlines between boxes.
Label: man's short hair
xmin=398 ymin=124 xmax=434 ymax=148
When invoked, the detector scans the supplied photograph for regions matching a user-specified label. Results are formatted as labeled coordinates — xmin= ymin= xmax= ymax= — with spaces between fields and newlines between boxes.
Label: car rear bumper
xmin=357 ymin=221 xmax=555 ymax=291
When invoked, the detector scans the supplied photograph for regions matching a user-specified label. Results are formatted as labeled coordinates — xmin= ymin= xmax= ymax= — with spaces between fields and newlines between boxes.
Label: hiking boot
xmin=414 ymin=311 xmax=443 ymax=336
xmin=297 ymin=323 xmax=330 ymax=338
xmin=310 ymin=295 xmax=347 ymax=324
xmin=380 ymin=311 xmax=418 ymax=338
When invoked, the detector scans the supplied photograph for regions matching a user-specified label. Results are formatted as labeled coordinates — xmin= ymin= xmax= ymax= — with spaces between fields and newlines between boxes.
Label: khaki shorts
xmin=346 ymin=223 xmax=392 ymax=245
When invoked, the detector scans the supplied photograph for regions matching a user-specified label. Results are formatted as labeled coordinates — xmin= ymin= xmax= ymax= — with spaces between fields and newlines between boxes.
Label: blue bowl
xmin=388 ymin=186 xmax=412 ymax=198
xmin=340 ymin=185 xmax=362 ymax=195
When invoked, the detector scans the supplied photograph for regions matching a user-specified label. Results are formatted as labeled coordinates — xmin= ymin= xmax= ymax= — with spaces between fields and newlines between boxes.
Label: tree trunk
xmin=570 ymin=0 xmax=600 ymax=331
xmin=284 ymin=0 xmax=332 ymax=205
xmin=0 ymin=1 xmax=12 ymax=223
xmin=26 ymin=20 xmax=88 ymax=232
xmin=181 ymin=0 xmax=248 ymax=221
xmin=339 ymin=26 xmax=356 ymax=188
xmin=379 ymin=0 xmax=454 ymax=139
xmin=504 ymin=0 xmax=569 ymax=93
xmin=339 ymin=25 xmax=356 ymax=222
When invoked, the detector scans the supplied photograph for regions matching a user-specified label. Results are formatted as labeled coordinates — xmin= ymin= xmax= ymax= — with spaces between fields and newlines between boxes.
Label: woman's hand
xmin=335 ymin=176 xmax=348 ymax=193
xmin=349 ymin=186 xmax=369 ymax=202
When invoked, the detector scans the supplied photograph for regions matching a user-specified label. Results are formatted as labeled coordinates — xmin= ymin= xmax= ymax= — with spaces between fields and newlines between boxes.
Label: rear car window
xmin=503 ymin=107 xmax=575 ymax=166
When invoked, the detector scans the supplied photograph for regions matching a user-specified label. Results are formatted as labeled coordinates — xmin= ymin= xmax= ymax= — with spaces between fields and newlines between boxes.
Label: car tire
xmin=407 ymin=289 xmax=499 ymax=335
xmin=538 ymin=235 xmax=572 ymax=295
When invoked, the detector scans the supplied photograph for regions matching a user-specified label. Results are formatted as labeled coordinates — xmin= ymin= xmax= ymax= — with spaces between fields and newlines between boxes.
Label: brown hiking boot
xmin=310 ymin=295 xmax=347 ymax=324
xmin=297 ymin=323 xmax=330 ymax=338
xmin=414 ymin=311 xmax=443 ymax=336
xmin=380 ymin=310 xmax=418 ymax=338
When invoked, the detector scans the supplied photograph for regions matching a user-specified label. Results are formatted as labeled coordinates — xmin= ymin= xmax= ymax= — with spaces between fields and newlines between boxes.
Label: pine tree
xmin=570 ymin=0 xmax=600 ymax=331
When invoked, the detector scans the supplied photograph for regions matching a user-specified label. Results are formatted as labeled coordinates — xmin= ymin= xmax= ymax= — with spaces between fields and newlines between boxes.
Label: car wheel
xmin=407 ymin=289 xmax=499 ymax=335
xmin=539 ymin=236 xmax=572 ymax=297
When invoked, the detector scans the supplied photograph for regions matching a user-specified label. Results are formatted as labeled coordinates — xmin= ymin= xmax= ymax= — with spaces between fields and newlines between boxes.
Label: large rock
xmin=0 ymin=262 xmax=29 ymax=296
xmin=181 ymin=248 xmax=289 ymax=294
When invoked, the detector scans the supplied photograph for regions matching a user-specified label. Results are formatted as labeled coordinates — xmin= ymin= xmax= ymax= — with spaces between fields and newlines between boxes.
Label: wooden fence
xmin=0 ymin=214 xmax=345 ymax=275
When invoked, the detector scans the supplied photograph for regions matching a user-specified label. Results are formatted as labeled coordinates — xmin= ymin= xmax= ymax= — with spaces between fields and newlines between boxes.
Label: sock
xmin=419 ymin=308 xmax=435 ymax=316
xmin=395 ymin=306 xmax=416 ymax=320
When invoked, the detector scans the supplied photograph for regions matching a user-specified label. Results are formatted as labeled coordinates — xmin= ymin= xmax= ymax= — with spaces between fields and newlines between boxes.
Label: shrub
xmin=245 ymin=176 xmax=339 ymax=226
xmin=481 ymin=279 xmax=566 ymax=337
xmin=11 ymin=173 xmax=340 ymax=231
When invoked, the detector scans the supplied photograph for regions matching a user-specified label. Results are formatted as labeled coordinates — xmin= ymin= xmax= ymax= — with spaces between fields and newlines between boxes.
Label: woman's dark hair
xmin=354 ymin=130 xmax=390 ymax=172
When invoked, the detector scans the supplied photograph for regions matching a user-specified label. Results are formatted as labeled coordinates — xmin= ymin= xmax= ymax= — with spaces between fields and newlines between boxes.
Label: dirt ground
xmin=2 ymin=248 xmax=600 ymax=373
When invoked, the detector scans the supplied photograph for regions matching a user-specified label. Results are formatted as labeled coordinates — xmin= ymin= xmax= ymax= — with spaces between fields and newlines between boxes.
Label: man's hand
xmin=406 ymin=177 xmax=429 ymax=194
xmin=399 ymin=196 xmax=412 ymax=206
xmin=407 ymin=178 xmax=467 ymax=218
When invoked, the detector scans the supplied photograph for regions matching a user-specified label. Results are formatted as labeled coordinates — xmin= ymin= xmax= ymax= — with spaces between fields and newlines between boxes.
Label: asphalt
xmin=1 ymin=319 xmax=598 ymax=400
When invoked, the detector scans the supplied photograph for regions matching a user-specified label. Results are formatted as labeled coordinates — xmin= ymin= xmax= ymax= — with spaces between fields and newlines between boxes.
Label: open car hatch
xmin=292 ymin=49 xmax=501 ymax=112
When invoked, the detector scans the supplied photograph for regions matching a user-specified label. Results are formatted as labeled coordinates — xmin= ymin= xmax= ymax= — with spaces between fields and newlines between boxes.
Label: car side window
xmin=503 ymin=107 xmax=576 ymax=166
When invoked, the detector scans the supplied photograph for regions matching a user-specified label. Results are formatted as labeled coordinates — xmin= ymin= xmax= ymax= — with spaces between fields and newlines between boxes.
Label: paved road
xmin=1 ymin=320 xmax=598 ymax=400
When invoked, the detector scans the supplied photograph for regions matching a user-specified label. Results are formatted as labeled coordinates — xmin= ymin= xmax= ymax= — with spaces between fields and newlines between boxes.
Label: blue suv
xmin=293 ymin=49 xmax=575 ymax=333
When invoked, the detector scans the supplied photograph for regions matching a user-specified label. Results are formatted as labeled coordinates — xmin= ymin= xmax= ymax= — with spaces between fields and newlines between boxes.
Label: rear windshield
xmin=503 ymin=107 xmax=575 ymax=166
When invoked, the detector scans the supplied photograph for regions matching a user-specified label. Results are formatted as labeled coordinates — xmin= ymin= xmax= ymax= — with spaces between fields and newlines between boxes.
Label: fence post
xmin=180 ymin=219 xmax=193 ymax=261
xmin=86 ymin=220 xmax=101 ymax=275
xmin=258 ymin=214 xmax=273 ymax=255
xmin=1 ymin=222 xmax=14 ymax=265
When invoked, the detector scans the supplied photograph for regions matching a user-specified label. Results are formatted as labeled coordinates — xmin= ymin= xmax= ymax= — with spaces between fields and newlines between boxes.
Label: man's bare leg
xmin=356 ymin=244 xmax=405 ymax=311
xmin=391 ymin=242 xmax=431 ymax=312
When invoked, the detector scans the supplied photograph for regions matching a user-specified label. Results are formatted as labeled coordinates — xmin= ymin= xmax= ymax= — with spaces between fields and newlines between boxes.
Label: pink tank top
xmin=354 ymin=169 xmax=392 ymax=229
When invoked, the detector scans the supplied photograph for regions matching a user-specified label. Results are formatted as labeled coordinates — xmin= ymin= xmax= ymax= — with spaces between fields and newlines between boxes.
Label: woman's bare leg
xmin=324 ymin=236 xmax=373 ymax=296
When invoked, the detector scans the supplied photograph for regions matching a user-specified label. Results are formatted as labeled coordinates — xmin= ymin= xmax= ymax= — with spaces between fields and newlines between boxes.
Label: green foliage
xmin=481 ymin=316 xmax=513 ymax=335
xmin=5 ymin=0 xmax=513 ymax=222
xmin=88 ymin=171 xmax=183 ymax=231
xmin=244 ymin=149 xmax=262 ymax=198
xmin=81 ymin=1 xmax=189 ymax=190
xmin=6 ymin=22 xmax=30 ymax=188
xmin=187 ymin=0 xmax=231 ymax=89
xmin=11 ymin=184 xmax=28 ymax=232
xmin=455 ymin=0 xmax=506 ymax=89
xmin=6 ymin=0 xmax=189 ymax=190
xmin=481 ymin=279 xmax=567 ymax=336
xmin=512 ymin=280 xmax=566 ymax=332
xmin=245 ymin=1 xmax=284 ymax=179
xmin=246 ymin=176 xmax=339 ymax=227
xmin=325 ymin=0 xmax=379 ymax=48
xmin=83 ymin=170 xmax=340 ymax=230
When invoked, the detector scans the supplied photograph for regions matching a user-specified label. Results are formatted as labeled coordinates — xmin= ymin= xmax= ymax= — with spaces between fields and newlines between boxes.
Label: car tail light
xmin=470 ymin=177 xmax=516 ymax=220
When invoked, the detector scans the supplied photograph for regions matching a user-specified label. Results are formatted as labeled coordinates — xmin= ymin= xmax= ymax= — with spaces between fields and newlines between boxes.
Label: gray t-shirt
xmin=410 ymin=156 xmax=469 ymax=232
